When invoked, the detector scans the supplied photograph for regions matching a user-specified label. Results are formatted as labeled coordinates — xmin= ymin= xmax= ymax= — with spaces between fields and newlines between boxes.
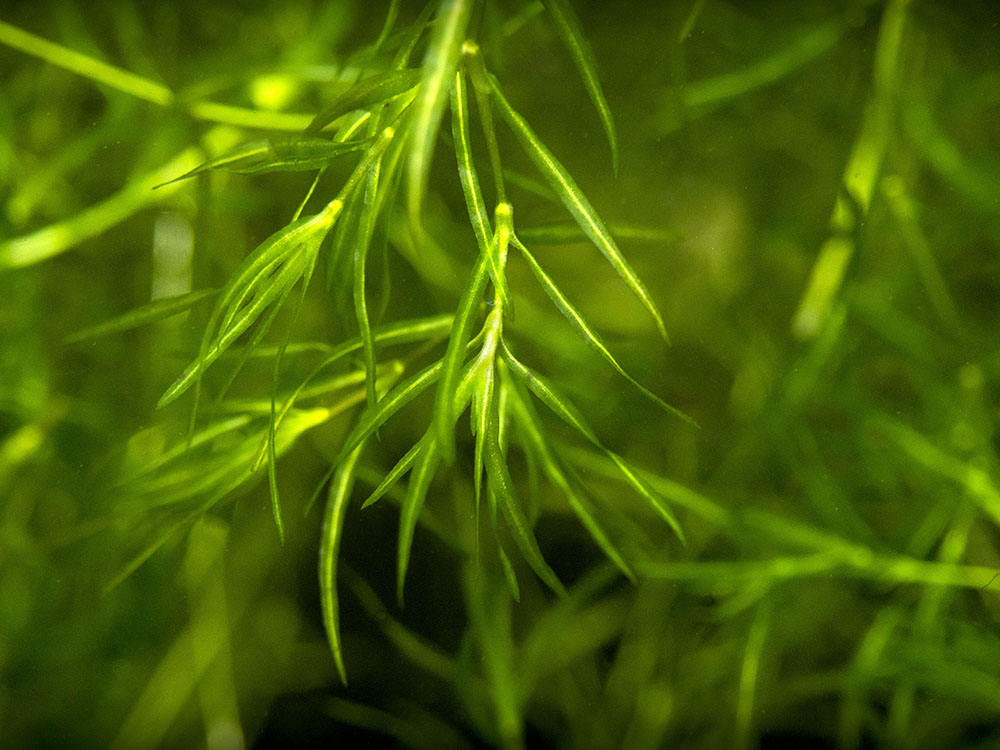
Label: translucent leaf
xmin=320 ymin=445 xmax=364 ymax=685
xmin=64 ymin=288 xmax=217 ymax=344
xmin=451 ymin=68 xmax=512 ymax=312
xmin=361 ymin=440 xmax=424 ymax=509
xmin=433 ymin=253 xmax=492 ymax=464
xmin=540 ymin=0 xmax=618 ymax=172
xmin=501 ymin=343 xmax=685 ymax=541
xmin=483 ymin=404 xmax=566 ymax=596
xmin=512 ymin=234 xmax=695 ymax=427
xmin=155 ymin=137 xmax=365 ymax=187
xmin=306 ymin=70 xmax=422 ymax=134
xmin=397 ymin=433 xmax=441 ymax=603
xmin=501 ymin=361 xmax=636 ymax=580
xmin=489 ymin=75 xmax=670 ymax=342
xmin=407 ymin=0 xmax=474 ymax=229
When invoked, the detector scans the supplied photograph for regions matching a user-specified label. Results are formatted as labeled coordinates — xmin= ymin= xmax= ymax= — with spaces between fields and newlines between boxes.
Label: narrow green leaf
xmin=390 ymin=1 xmax=437 ymax=69
xmin=502 ymin=343 xmax=685 ymax=542
xmin=607 ymin=452 xmax=685 ymax=542
xmin=513 ymin=234 xmax=696 ymax=427
xmin=472 ymin=359 xmax=496 ymax=526
xmin=462 ymin=40 xmax=507 ymax=203
xmin=433 ymin=252 xmax=492 ymax=463
xmin=517 ymin=220 xmax=677 ymax=245
xmin=64 ymin=288 xmax=217 ymax=344
xmin=502 ymin=361 xmax=636 ymax=581
xmin=354 ymin=157 xmax=384 ymax=409
xmin=343 ymin=567 xmax=459 ymax=681
xmin=463 ymin=566 xmax=523 ymax=744
xmin=266 ymin=244 xmax=323 ymax=545
xmin=160 ymin=126 xmax=395 ymax=412
xmin=263 ymin=315 xmax=453 ymax=447
xmin=155 ymin=137 xmax=365 ymax=187
xmin=407 ymin=0 xmax=474 ymax=229
xmin=483 ymin=404 xmax=566 ymax=597
xmin=489 ymin=75 xmax=669 ymax=342
xmin=158 ymin=251 xmax=309 ymax=409
xmin=481 ymin=358 xmax=565 ymax=595
xmin=374 ymin=0 xmax=403 ymax=53
xmin=539 ymin=0 xmax=618 ymax=172
xmin=0 ymin=146 xmax=202 ymax=270
xmin=306 ymin=70 xmax=422 ymax=134
xmin=158 ymin=209 xmax=338 ymax=409
xmin=362 ymin=440 xmax=424 ymax=510
xmin=497 ymin=543 xmax=521 ymax=602
xmin=451 ymin=68 xmax=513 ymax=313
xmin=501 ymin=341 xmax=599 ymax=444
xmin=397 ymin=433 xmax=441 ymax=603
xmin=320 ymin=445 xmax=365 ymax=685
xmin=337 ymin=359 xmax=444 ymax=464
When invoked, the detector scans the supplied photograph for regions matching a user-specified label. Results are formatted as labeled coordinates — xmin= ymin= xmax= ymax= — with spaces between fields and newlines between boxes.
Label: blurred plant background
xmin=2 ymin=0 xmax=999 ymax=748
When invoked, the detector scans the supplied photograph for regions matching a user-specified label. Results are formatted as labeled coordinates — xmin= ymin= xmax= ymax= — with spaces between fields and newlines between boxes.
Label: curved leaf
xmin=320 ymin=445 xmax=365 ymax=685
xmin=306 ymin=70 xmax=422 ymax=134
xmin=397 ymin=433 xmax=441 ymax=603
xmin=155 ymin=137 xmax=365 ymax=187
xmin=513 ymin=233 xmax=695 ymax=427
xmin=451 ymin=68 xmax=512 ymax=313
xmin=64 ymin=288 xmax=217 ymax=344
xmin=540 ymin=0 xmax=618 ymax=172
xmin=407 ymin=0 xmax=474 ymax=229
xmin=489 ymin=74 xmax=670 ymax=342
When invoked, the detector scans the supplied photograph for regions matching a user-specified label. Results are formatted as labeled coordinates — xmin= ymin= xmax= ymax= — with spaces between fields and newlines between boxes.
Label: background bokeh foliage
xmin=1 ymin=0 xmax=999 ymax=748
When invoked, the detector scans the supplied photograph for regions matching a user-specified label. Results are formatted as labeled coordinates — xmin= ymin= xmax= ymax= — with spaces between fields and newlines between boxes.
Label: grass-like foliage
xmin=2 ymin=1 xmax=999 ymax=748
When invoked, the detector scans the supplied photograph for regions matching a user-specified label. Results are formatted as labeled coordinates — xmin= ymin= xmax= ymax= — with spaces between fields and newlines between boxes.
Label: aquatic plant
xmin=2 ymin=1 xmax=999 ymax=748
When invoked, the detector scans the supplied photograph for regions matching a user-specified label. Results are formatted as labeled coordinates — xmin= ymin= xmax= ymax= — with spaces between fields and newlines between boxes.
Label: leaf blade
xmin=397 ymin=433 xmax=441 ymax=603
xmin=155 ymin=137 xmax=364 ymax=187
xmin=489 ymin=75 xmax=669 ymax=342
xmin=540 ymin=0 xmax=618 ymax=172
xmin=320 ymin=446 xmax=365 ymax=685
xmin=513 ymin=234 xmax=695 ymax=427
xmin=64 ymin=288 xmax=217 ymax=344
xmin=306 ymin=70 xmax=422 ymax=134
xmin=451 ymin=68 xmax=513 ymax=313
xmin=407 ymin=0 xmax=474 ymax=229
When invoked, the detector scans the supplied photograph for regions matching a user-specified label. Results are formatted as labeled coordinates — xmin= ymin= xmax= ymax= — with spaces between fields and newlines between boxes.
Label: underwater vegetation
xmin=1 ymin=0 xmax=999 ymax=747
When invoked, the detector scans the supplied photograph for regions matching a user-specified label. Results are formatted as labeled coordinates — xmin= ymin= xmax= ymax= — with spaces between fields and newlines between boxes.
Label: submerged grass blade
xmin=64 ymin=288 xmax=217 ymax=344
xmin=451 ymin=68 xmax=512 ymax=313
xmin=155 ymin=137 xmax=365 ymax=186
xmin=362 ymin=440 xmax=423 ymax=509
xmin=539 ymin=0 xmax=618 ymax=172
xmin=513 ymin=234 xmax=695 ymax=426
xmin=433 ymin=253 xmax=491 ymax=463
xmin=502 ymin=343 xmax=685 ymax=541
xmin=306 ymin=70 xmax=422 ymax=134
xmin=397 ymin=433 xmax=441 ymax=604
xmin=320 ymin=445 xmax=365 ymax=685
xmin=336 ymin=359 xmax=444 ymax=464
xmin=406 ymin=0 xmax=473 ymax=230
xmin=354 ymin=158 xmax=384 ymax=409
xmin=502 ymin=361 xmax=635 ymax=580
xmin=158 ymin=125 xmax=395 ymax=411
xmin=262 ymin=315 xmax=453 ymax=453
xmin=266 ymin=246 xmax=323 ymax=544
xmin=462 ymin=42 xmax=508 ymax=204
xmin=0 ymin=19 xmax=172 ymax=106
xmin=488 ymin=75 xmax=668 ymax=342
xmin=157 ymin=208 xmax=339 ymax=409
xmin=479 ymin=353 xmax=565 ymax=596
xmin=472 ymin=360 xmax=496 ymax=533
xmin=484 ymin=408 xmax=566 ymax=597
